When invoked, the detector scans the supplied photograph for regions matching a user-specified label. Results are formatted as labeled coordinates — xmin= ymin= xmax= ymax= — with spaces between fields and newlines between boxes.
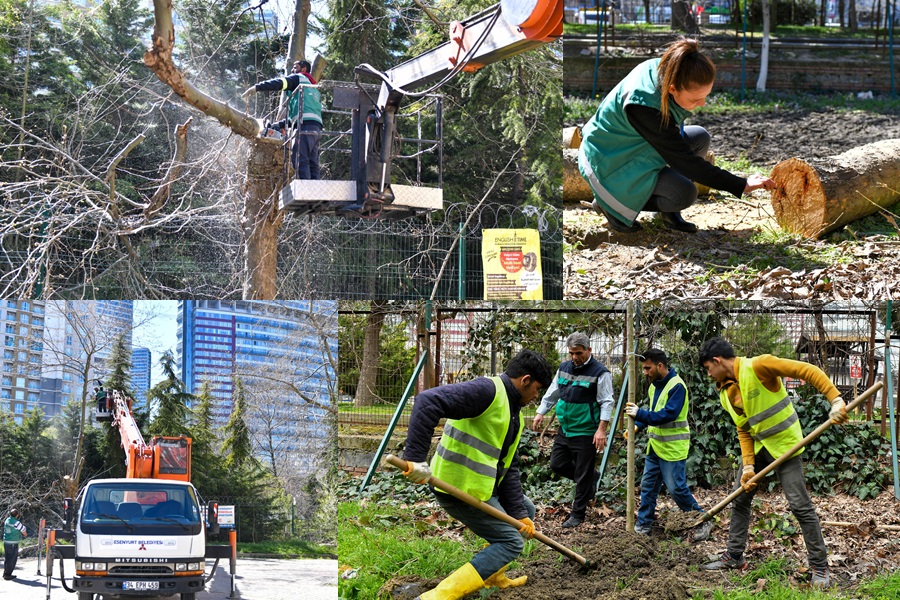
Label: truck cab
xmin=73 ymin=478 xmax=207 ymax=600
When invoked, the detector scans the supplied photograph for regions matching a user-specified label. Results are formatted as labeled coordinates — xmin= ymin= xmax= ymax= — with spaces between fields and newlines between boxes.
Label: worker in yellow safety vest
xmin=698 ymin=337 xmax=848 ymax=589
xmin=625 ymin=348 xmax=712 ymax=540
xmin=400 ymin=349 xmax=553 ymax=600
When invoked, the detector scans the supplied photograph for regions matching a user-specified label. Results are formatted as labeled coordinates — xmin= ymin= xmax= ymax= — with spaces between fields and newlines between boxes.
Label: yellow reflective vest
xmin=647 ymin=373 xmax=690 ymax=461
xmin=720 ymin=357 xmax=804 ymax=460
xmin=430 ymin=376 xmax=524 ymax=501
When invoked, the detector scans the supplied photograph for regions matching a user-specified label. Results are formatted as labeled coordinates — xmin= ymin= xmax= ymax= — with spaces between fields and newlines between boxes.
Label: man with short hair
xmin=3 ymin=508 xmax=28 ymax=580
xmin=698 ymin=337 xmax=848 ymax=589
xmin=242 ymin=60 xmax=323 ymax=179
xmin=625 ymin=348 xmax=711 ymax=539
xmin=401 ymin=349 xmax=553 ymax=600
xmin=532 ymin=332 xmax=613 ymax=528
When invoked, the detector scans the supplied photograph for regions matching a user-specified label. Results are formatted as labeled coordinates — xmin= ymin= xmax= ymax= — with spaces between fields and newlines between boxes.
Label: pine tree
xmin=222 ymin=376 xmax=253 ymax=469
xmin=148 ymin=351 xmax=193 ymax=438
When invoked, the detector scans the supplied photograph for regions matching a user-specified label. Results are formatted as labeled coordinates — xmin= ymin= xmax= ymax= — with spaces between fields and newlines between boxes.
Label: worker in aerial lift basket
xmin=242 ymin=60 xmax=323 ymax=180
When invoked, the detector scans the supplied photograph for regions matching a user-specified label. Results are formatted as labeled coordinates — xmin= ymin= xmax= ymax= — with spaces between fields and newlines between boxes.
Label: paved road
xmin=1 ymin=556 xmax=337 ymax=600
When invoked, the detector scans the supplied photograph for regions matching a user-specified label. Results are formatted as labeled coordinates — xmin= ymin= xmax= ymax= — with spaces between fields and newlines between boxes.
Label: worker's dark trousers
xmin=549 ymin=431 xmax=597 ymax=520
xmin=725 ymin=448 xmax=828 ymax=569
xmin=292 ymin=121 xmax=322 ymax=180
xmin=3 ymin=542 xmax=19 ymax=577
xmin=433 ymin=490 xmax=535 ymax=580
xmin=644 ymin=125 xmax=711 ymax=213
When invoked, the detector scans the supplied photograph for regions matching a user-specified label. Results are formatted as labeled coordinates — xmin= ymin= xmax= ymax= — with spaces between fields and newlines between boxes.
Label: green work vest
xmin=430 ymin=377 xmax=524 ymax=501
xmin=646 ymin=373 xmax=691 ymax=461
xmin=720 ymin=357 xmax=804 ymax=460
xmin=287 ymin=74 xmax=323 ymax=126
xmin=578 ymin=58 xmax=691 ymax=225
xmin=3 ymin=517 xmax=25 ymax=543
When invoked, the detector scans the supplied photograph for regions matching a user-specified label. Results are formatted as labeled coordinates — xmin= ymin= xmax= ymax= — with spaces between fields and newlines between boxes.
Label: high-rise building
xmin=1 ymin=300 xmax=47 ymax=424
xmin=41 ymin=301 xmax=133 ymax=418
xmin=131 ymin=347 xmax=152 ymax=407
xmin=177 ymin=300 xmax=336 ymax=472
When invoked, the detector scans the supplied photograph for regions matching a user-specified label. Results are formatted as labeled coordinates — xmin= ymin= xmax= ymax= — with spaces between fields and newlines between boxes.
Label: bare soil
xmin=564 ymin=107 xmax=900 ymax=300
xmin=394 ymin=488 xmax=900 ymax=599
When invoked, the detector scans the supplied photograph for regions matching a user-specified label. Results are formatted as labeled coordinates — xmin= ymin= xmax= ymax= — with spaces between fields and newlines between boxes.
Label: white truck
xmin=47 ymin=390 xmax=231 ymax=600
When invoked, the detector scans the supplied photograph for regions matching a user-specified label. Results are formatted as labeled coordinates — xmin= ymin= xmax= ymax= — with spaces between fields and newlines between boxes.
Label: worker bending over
xmin=699 ymin=337 xmax=847 ymax=589
xmin=401 ymin=349 xmax=553 ymax=599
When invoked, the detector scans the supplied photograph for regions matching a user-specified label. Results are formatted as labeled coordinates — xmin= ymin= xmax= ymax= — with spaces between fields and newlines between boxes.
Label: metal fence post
xmin=885 ymin=300 xmax=899 ymax=500
xmin=358 ymin=350 xmax=430 ymax=493
xmin=458 ymin=222 xmax=466 ymax=301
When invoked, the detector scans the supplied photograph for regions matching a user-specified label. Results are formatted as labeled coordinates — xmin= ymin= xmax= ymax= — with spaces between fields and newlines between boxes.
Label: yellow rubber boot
xmin=419 ymin=562 xmax=484 ymax=600
xmin=483 ymin=565 xmax=527 ymax=589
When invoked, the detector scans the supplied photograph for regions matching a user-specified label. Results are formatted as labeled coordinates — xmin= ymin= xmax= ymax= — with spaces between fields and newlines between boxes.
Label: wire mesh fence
xmin=338 ymin=300 xmax=899 ymax=440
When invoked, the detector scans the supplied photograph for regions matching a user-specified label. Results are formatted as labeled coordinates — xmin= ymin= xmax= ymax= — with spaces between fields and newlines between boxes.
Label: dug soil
xmin=564 ymin=106 xmax=900 ymax=299
xmin=390 ymin=488 xmax=900 ymax=599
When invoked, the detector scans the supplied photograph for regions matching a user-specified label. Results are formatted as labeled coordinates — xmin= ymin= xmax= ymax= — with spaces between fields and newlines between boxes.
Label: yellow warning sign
xmin=482 ymin=229 xmax=542 ymax=300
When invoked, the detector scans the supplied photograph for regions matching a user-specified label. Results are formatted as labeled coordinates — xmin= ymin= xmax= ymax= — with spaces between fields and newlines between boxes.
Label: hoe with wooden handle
xmin=384 ymin=454 xmax=590 ymax=568
xmin=687 ymin=380 xmax=884 ymax=536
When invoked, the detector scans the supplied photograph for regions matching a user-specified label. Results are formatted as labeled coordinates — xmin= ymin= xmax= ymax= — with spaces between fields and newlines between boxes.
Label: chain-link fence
xmin=338 ymin=301 xmax=899 ymax=439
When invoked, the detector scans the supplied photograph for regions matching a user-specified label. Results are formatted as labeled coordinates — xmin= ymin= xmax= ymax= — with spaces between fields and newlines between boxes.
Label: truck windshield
xmin=81 ymin=482 xmax=202 ymax=535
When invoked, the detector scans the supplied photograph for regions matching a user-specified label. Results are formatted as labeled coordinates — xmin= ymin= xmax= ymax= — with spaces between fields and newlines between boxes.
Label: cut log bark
xmin=563 ymin=147 xmax=592 ymax=204
xmin=770 ymin=139 xmax=900 ymax=238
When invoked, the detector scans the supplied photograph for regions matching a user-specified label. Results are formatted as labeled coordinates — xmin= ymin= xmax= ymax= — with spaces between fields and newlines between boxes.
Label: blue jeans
xmin=433 ymin=490 xmax=536 ymax=580
xmin=637 ymin=448 xmax=702 ymax=528
xmin=644 ymin=125 xmax=711 ymax=213
xmin=292 ymin=121 xmax=322 ymax=180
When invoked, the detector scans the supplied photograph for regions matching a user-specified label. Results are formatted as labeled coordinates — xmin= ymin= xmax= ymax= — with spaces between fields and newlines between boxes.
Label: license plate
xmin=123 ymin=581 xmax=160 ymax=591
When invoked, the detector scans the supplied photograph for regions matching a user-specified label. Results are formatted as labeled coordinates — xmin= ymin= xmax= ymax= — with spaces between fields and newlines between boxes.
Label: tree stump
xmin=770 ymin=139 xmax=900 ymax=238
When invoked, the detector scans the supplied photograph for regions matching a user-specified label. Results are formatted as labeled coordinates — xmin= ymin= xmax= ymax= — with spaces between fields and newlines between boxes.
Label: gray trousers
xmin=644 ymin=125 xmax=711 ymax=213
xmin=725 ymin=448 xmax=828 ymax=569
xmin=434 ymin=491 xmax=536 ymax=580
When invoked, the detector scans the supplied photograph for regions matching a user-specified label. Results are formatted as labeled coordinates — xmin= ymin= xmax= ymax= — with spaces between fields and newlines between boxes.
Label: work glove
xmin=402 ymin=460 xmax=431 ymax=484
xmin=241 ymin=86 xmax=257 ymax=99
xmin=740 ymin=464 xmax=757 ymax=492
xmin=829 ymin=397 xmax=849 ymax=424
xmin=516 ymin=517 xmax=535 ymax=539
xmin=624 ymin=403 xmax=638 ymax=418
xmin=623 ymin=429 xmax=629 ymax=441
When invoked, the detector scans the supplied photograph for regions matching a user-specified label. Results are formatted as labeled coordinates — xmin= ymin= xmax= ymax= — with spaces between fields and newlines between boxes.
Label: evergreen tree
xmin=148 ymin=351 xmax=193 ymax=437
xmin=222 ymin=376 xmax=253 ymax=469
xmin=52 ymin=400 xmax=106 ymax=482
xmin=324 ymin=0 xmax=393 ymax=81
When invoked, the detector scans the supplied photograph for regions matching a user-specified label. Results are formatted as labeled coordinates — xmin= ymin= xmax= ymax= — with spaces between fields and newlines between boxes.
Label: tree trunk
xmin=355 ymin=303 xmax=386 ymax=407
xmin=757 ymin=0 xmax=771 ymax=91
xmin=850 ymin=0 xmax=858 ymax=30
xmin=145 ymin=0 xmax=299 ymax=300
xmin=243 ymin=140 xmax=286 ymax=299
xmin=287 ymin=0 xmax=311 ymax=68
xmin=770 ymin=139 xmax=900 ymax=238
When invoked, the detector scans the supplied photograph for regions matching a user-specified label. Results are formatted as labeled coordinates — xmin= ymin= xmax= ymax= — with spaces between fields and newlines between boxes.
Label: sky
xmin=132 ymin=300 xmax=179 ymax=386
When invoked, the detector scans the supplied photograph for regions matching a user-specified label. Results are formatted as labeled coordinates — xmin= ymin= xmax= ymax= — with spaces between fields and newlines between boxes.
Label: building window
xmin=1 ymin=376 xmax=11 ymax=386
xmin=17 ymin=351 xmax=26 ymax=361
xmin=27 ymin=392 xmax=39 ymax=402
xmin=6 ymin=301 xmax=15 ymax=309
xmin=19 ymin=314 xmax=29 ymax=324
xmin=20 ymin=302 xmax=29 ymax=311
xmin=14 ymin=390 xmax=24 ymax=400
xmin=3 ymin=350 xmax=12 ymax=360
xmin=19 ymin=326 xmax=28 ymax=337
xmin=13 ymin=402 xmax=24 ymax=413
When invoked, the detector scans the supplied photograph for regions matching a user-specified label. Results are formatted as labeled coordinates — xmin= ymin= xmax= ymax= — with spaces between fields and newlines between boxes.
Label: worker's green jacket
xmin=578 ymin=58 xmax=691 ymax=225
xmin=431 ymin=376 xmax=524 ymax=502
xmin=254 ymin=72 xmax=322 ymax=126
xmin=720 ymin=357 xmax=804 ymax=460
xmin=3 ymin=516 xmax=26 ymax=543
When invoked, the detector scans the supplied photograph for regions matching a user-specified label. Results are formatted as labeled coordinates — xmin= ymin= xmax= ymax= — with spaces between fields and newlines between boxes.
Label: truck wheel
xmin=180 ymin=594 xmax=196 ymax=600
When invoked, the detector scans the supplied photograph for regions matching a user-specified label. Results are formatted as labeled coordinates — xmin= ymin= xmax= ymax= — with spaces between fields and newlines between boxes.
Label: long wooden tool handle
xmin=695 ymin=380 xmax=884 ymax=526
xmin=384 ymin=454 xmax=588 ymax=566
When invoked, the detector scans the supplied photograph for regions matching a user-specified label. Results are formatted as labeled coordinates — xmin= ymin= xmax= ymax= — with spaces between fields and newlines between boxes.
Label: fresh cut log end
xmin=770 ymin=157 xmax=828 ymax=239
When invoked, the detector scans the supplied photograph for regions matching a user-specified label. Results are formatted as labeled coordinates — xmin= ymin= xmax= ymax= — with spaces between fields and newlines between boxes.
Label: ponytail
xmin=657 ymin=38 xmax=716 ymax=126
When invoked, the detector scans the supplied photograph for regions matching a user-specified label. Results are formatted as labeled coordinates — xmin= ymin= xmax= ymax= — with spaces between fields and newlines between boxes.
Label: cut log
xmin=563 ymin=147 xmax=592 ymax=204
xmin=770 ymin=139 xmax=900 ymax=238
